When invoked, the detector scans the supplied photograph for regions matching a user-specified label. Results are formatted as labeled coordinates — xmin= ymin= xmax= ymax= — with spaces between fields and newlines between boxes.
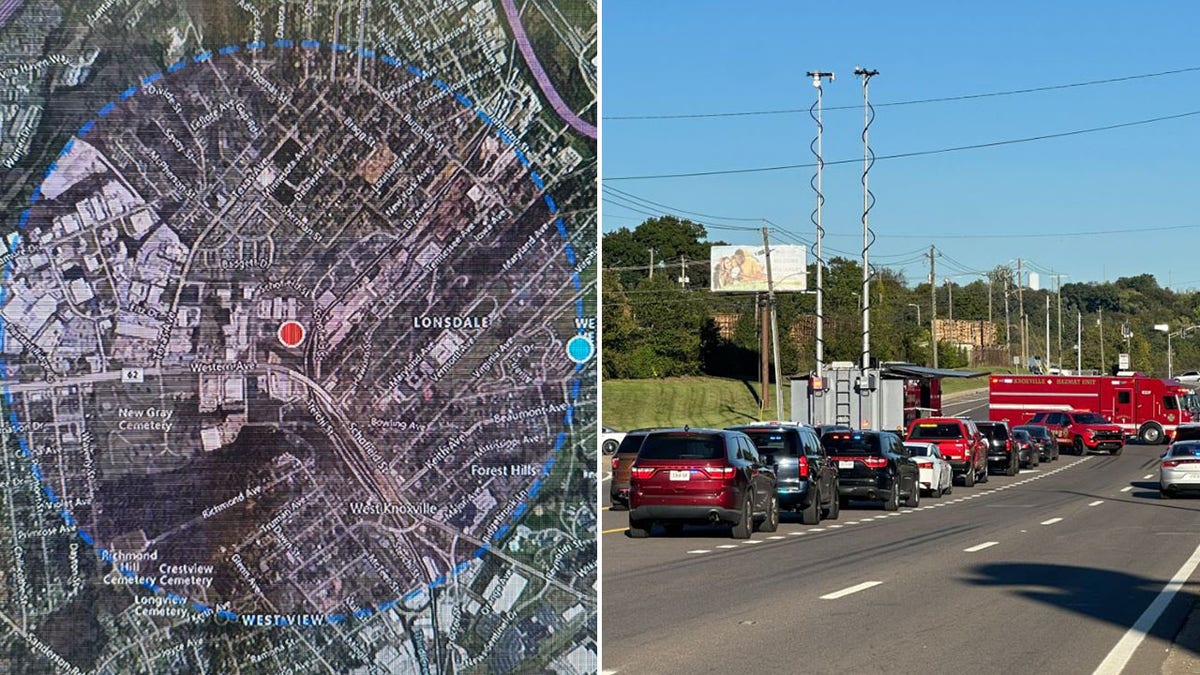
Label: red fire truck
xmin=988 ymin=374 xmax=1199 ymax=444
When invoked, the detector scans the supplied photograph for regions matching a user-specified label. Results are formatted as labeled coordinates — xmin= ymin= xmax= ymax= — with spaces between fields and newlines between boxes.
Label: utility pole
xmin=855 ymin=66 xmax=878 ymax=372
xmin=987 ymin=272 xmax=993 ymax=325
xmin=1077 ymin=310 xmax=1082 ymax=373
xmin=1017 ymin=259 xmax=1026 ymax=368
xmin=1004 ymin=274 xmax=1011 ymax=364
xmin=1045 ymin=295 xmax=1051 ymax=371
xmin=929 ymin=245 xmax=937 ymax=369
xmin=761 ymin=226 xmax=783 ymax=420
xmin=760 ymin=294 xmax=770 ymax=413
xmin=807 ymin=69 xmax=835 ymax=381
xmin=946 ymin=278 xmax=953 ymax=323
xmin=679 ymin=255 xmax=688 ymax=288
xmin=1055 ymin=274 xmax=1065 ymax=367
xmin=648 ymin=247 xmax=655 ymax=280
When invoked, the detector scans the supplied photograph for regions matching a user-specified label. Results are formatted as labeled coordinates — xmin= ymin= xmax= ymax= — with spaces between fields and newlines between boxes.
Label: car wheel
xmin=1112 ymin=446 xmax=1123 ymax=456
xmin=1161 ymin=485 xmax=1174 ymax=499
xmin=1140 ymin=423 xmax=1164 ymax=445
xmin=824 ymin=486 xmax=841 ymax=520
xmin=883 ymin=484 xmax=900 ymax=511
xmin=962 ymin=467 xmax=975 ymax=488
xmin=731 ymin=493 xmax=753 ymax=539
xmin=979 ymin=464 xmax=989 ymax=484
xmin=904 ymin=477 xmax=921 ymax=507
xmin=628 ymin=519 xmax=652 ymax=538
xmin=1074 ymin=437 xmax=1085 ymax=456
xmin=801 ymin=490 xmax=822 ymax=525
xmin=759 ymin=493 xmax=780 ymax=532
xmin=609 ymin=501 xmax=627 ymax=512
xmin=602 ymin=439 xmax=619 ymax=455
xmin=1009 ymin=453 xmax=1020 ymax=476
xmin=943 ymin=480 xmax=952 ymax=496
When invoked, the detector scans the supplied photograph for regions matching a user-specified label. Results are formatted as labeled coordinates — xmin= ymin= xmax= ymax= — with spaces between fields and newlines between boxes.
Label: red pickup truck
xmin=1024 ymin=410 xmax=1124 ymax=456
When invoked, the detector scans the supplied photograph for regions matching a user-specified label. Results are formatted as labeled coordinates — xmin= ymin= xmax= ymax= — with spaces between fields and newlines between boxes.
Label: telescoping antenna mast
xmin=806 ymin=69 xmax=835 ymax=381
xmin=854 ymin=66 xmax=878 ymax=372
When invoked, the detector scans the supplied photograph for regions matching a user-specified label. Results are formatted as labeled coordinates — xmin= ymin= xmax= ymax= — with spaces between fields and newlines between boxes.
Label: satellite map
xmin=0 ymin=0 xmax=597 ymax=673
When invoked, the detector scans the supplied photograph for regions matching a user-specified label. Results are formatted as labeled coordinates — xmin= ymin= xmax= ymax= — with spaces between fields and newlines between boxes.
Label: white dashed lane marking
xmin=1089 ymin=500 xmax=1105 ymax=506
xmin=1143 ymin=474 xmax=1154 ymax=480
xmin=663 ymin=458 xmax=1094 ymax=558
xmin=1120 ymin=487 xmax=1133 ymax=493
xmin=964 ymin=541 xmax=999 ymax=552
xmin=820 ymin=581 xmax=883 ymax=600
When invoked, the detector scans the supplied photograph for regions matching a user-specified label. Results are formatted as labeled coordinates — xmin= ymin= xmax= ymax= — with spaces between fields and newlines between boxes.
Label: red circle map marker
xmin=278 ymin=320 xmax=306 ymax=348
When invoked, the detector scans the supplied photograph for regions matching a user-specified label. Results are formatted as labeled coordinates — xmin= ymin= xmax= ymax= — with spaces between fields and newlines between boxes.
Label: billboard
xmin=710 ymin=245 xmax=808 ymax=292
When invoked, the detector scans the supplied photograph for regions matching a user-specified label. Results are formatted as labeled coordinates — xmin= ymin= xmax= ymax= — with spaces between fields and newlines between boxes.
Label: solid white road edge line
xmin=820 ymin=581 xmax=883 ymax=600
xmin=1091 ymin=538 xmax=1200 ymax=675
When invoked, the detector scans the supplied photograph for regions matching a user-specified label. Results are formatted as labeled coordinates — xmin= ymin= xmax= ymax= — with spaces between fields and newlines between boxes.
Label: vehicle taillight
xmin=1163 ymin=460 xmax=1180 ymax=468
xmin=704 ymin=466 xmax=737 ymax=480
xmin=862 ymin=457 xmax=888 ymax=468
xmin=630 ymin=466 xmax=655 ymax=480
xmin=797 ymin=455 xmax=809 ymax=478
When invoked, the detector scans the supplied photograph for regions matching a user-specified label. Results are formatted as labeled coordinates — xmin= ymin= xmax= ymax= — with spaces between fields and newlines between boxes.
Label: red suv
xmin=628 ymin=428 xmax=778 ymax=539
xmin=905 ymin=417 xmax=989 ymax=486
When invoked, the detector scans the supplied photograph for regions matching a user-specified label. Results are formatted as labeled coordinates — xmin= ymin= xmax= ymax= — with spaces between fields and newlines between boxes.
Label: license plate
xmin=838 ymin=460 xmax=855 ymax=469
xmin=669 ymin=470 xmax=691 ymax=481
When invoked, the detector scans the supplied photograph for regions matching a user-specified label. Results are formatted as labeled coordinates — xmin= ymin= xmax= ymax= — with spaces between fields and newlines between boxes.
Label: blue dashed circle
xmin=1 ymin=37 xmax=591 ymax=625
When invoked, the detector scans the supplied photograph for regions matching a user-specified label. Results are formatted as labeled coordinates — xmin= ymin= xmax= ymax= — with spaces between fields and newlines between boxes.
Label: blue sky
xmin=601 ymin=1 xmax=1200 ymax=289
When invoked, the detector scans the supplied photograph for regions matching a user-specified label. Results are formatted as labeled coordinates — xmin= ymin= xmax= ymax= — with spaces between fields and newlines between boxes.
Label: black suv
xmin=822 ymin=430 xmax=919 ymax=511
xmin=1014 ymin=424 xmax=1058 ymax=462
xmin=728 ymin=423 xmax=840 ymax=524
xmin=978 ymin=421 xmax=1020 ymax=476
xmin=628 ymin=428 xmax=778 ymax=538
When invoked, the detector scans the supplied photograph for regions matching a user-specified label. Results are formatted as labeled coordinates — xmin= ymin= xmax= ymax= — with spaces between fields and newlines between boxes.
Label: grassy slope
xmin=602 ymin=377 xmax=792 ymax=431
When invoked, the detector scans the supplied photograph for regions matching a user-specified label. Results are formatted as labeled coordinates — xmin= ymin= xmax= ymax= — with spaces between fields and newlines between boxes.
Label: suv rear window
xmin=1174 ymin=426 xmax=1200 ymax=443
xmin=615 ymin=434 xmax=647 ymax=455
xmin=821 ymin=432 xmax=881 ymax=455
xmin=638 ymin=434 xmax=725 ymax=460
xmin=739 ymin=429 xmax=799 ymax=457
xmin=978 ymin=424 xmax=1009 ymax=441
xmin=907 ymin=422 xmax=964 ymax=440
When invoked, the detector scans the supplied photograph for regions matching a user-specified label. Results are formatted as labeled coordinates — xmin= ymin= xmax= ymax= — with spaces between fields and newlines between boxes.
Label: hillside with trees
xmin=603 ymin=217 xmax=1200 ymax=381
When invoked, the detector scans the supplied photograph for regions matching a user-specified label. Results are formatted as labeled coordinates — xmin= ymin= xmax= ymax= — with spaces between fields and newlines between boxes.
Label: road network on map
xmin=4 ymin=41 xmax=581 ymax=629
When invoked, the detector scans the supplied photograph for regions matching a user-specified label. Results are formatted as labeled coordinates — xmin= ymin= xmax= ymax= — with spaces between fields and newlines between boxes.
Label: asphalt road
xmin=599 ymin=393 xmax=1200 ymax=674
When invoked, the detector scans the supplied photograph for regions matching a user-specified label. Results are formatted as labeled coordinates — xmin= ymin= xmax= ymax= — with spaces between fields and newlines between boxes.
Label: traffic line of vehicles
xmin=610 ymin=414 xmax=1080 ymax=539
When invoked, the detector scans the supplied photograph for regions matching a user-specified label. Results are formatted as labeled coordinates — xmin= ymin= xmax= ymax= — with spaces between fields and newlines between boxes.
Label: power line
xmin=605 ymin=65 xmax=1200 ymax=121
xmin=605 ymin=109 xmax=1200 ymax=181
xmin=603 ymin=186 xmax=764 ymax=223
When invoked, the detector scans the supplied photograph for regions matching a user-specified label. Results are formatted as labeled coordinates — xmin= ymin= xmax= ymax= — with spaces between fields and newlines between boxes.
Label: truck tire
xmin=1074 ymin=437 xmax=1085 ymax=456
xmin=1139 ymin=423 xmax=1164 ymax=445
xmin=962 ymin=466 xmax=975 ymax=487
